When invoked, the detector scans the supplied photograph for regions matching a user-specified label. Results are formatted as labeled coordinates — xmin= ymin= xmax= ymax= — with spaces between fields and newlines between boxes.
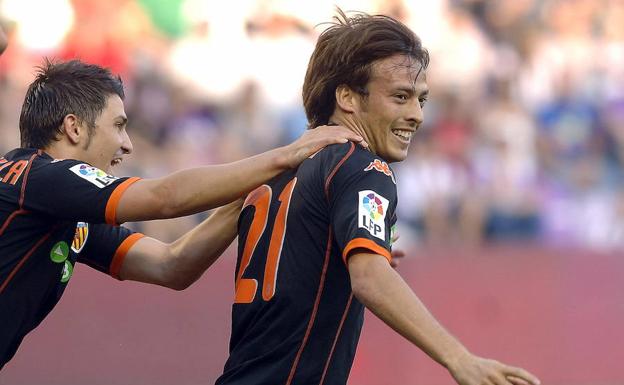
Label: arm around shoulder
xmin=117 ymin=200 xmax=242 ymax=290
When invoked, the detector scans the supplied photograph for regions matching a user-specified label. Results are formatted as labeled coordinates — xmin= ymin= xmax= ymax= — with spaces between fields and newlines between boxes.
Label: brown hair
xmin=303 ymin=9 xmax=429 ymax=128
xmin=20 ymin=59 xmax=124 ymax=149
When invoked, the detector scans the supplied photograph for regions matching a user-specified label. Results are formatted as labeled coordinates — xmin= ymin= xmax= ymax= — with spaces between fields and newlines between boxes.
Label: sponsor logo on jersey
xmin=71 ymin=222 xmax=89 ymax=253
xmin=50 ymin=241 xmax=69 ymax=263
xmin=358 ymin=190 xmax=389 ymax=240
xmin=61 ymin=260 xmax=74 ymax=283
xmin=69 ymin=164 xmax=119 ymax=188
xmin=364 ymin=159 xmax=396 ymax=184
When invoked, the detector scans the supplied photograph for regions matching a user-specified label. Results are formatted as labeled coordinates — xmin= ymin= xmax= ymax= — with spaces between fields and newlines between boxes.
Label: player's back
xmin=218 ymin=142 xmax=397 ymax=385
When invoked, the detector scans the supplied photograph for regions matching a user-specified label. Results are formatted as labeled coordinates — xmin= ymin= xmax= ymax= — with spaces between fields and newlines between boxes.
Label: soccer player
xmin=216 ymin=11 xmax=541 ymax=385
xmin=0 ymin=59 xmax=365 ymax=369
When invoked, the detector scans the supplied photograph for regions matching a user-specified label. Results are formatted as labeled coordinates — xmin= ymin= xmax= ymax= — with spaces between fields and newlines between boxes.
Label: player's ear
xmin=335 ymin=85 xmax=358 ymax=113
xmin=61 ymin=114 xmax=85 ymax=145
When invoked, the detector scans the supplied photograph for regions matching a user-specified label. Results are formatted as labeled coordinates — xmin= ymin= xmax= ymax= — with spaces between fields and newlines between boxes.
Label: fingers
xmin=315 ymin=125 xmax=368 ymax=149
xmin=506 ymin=375 xmax=531 ymax=385
xmin=390 ymin=249 xmax=405 ymax=268
xmin=390 ymin=249 xmax=405 ymax=258
xmin=504 ymin=366 xmax=540 ymax=385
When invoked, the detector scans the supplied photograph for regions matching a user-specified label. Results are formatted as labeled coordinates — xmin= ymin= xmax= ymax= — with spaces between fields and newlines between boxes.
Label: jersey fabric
xmin=217 ymin=142 xmax=397 ymax=385
xmin=0 ymin=148 xmax=144 ymax=369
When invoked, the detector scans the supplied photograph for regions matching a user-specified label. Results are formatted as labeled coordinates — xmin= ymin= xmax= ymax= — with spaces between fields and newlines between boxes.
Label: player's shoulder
xmin=312 ymin=142 xmax=374 ymax=168
xmin=309 ymin=142 xmax=397 ymax=186
xmin=24 ymin=151 xmax=83 ymax=177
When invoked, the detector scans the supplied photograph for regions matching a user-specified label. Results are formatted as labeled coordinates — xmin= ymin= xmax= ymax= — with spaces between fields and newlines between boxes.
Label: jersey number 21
xmin=235 ymin=178 xmax=297 ymax=303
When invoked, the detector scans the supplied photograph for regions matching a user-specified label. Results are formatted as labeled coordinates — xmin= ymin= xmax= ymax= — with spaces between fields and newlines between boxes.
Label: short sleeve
xmin=23 ymin=159 xmax=140 ymax=225
xmin=75 ymin=222 xmax=145 ymax=279
xmin=327 ymin=151 xmax=398 ymax=264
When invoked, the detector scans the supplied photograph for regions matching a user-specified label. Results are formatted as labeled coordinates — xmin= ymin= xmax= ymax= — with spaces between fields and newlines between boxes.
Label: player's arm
xmin=118 ymin=199 xmax=242 ymax=290
xmin=347 ymin=252 xmax=541 ymax=385
xmin=116 ymin=126 xmax=365 ymax=224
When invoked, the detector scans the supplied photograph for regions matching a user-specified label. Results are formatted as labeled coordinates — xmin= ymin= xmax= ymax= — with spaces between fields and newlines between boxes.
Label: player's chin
xmin=384 ymin=148 xmax=409 ymax=163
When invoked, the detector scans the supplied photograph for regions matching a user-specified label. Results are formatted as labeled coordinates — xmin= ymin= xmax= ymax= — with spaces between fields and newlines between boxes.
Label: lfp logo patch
xmin=358 ymin=190 xmax=389 ymax=240
xmin=364 ymin=159 xmax=396 ymax=184
xmin=69 ymin=164 xmax=119 ymax=188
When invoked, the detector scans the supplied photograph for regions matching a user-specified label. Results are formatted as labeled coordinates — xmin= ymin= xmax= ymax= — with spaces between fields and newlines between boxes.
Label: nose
xmin=405 ymin=100 xmax=424 ymax=127
xmin=121 ymin=130 xmax=133 ymax=155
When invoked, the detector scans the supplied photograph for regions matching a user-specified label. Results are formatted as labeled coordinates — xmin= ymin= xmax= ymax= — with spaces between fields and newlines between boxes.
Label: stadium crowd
xmin=1 ymin=0 xmax=623 ymax=249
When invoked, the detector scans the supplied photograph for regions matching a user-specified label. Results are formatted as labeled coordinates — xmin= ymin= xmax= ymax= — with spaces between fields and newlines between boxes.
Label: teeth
xmin=392 ymin=129 xmax=413 ymax=140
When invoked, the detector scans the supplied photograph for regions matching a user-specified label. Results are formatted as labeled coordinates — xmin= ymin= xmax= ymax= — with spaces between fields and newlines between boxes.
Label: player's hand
xmin=447 ymin=353 xmax=540 ymax=385
xmin=390 ymin=231 xmax=405 ymax=268
xmin=390 ymin=248 xmax=405 ymax=268
xmin=282 ymin=125 xmax=368 ymax=168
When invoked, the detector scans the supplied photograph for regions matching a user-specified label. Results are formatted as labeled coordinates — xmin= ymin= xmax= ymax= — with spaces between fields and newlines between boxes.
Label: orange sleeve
xmin=342 ymin=237 xmax=392 ymax=264
xmin=110 ymin=233 xmax=145 ymax=280
xmin=105 ymin=177 xmax=141 ymax=225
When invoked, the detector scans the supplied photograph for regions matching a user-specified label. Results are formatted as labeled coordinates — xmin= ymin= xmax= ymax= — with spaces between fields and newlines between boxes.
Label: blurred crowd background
xmin=1 ymin=0 xmax=624 ymax=250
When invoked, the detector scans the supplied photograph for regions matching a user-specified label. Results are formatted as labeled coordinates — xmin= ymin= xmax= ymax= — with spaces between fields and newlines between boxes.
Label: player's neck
xmin=42 ymin=141 xmax=83 ymax=162
xmin=328 ymin=113 xmax=374 ymax=153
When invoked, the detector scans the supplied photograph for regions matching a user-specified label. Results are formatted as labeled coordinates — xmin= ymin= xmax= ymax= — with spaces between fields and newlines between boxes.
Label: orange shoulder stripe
xmin=342 ymin=237 xmax=391 ymax=264
xmin=110 ymin=233 xmax=145 ymax=280
xmin=105 ymin=177 xmax=141 ymax=225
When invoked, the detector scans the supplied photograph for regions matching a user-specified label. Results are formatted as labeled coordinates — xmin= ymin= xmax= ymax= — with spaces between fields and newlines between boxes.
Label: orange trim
xmin=0 ymin=226 xmax=57 ymax=294
xmin=324 ymin=142 xmax=355 ymax=199
xmin=286 ymin=229 xmax=333 ymax=385
xmin=18 ymin=152 xmax=38 ymax=207
xmin=0 ymin=209 xmax=27 ymax=237
xmin=343 ymin=238 xmax=391 ymax=264
xmin=319 ymin=294 xmax=354 ymax=384
xmin=105 ymin=177 xmax=141 ymax=225
xmin=110 ymin=233 xmax=145 ymax=280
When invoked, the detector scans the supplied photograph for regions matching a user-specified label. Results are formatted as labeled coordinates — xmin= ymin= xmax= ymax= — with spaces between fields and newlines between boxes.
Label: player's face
xmin=353 ymin=54 xmax=428 ymax=163
xmin=81 ymin=95 xmax=133 ymax=174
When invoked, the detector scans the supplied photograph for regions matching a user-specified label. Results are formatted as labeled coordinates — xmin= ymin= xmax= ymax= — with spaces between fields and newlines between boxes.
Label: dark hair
xmin=19 ymin=59 xmax=125 ymax=148
xmin=303 ymin=9 xmax=429 ymax=128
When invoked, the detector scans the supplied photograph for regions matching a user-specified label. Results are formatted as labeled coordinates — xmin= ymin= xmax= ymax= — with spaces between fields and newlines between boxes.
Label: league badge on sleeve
xmin=358 ymin=190 xmax=389 ymax=240
xmin=69 ymin=164 xmax=119 ymax=188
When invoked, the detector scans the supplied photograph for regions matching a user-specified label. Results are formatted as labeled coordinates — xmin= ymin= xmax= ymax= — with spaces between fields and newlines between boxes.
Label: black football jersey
xmin=0 ymin=148 xmax=144 ymax=368
xmin=217 ymin=142 xmax=397 ymax=385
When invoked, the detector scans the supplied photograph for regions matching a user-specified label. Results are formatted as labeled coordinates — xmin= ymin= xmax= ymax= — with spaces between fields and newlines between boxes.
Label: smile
xmin=391 ymin=129 xmax=413 ymax=141
xmin=111 ymin=158 xmax=122 ymax=167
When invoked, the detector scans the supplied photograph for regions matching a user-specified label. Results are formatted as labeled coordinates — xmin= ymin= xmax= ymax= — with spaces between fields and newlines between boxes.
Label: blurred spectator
xmin=1 ymin=0 xmax=624 ymax=250
xmin=475 ymin=78 xmax=540 ymax=241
